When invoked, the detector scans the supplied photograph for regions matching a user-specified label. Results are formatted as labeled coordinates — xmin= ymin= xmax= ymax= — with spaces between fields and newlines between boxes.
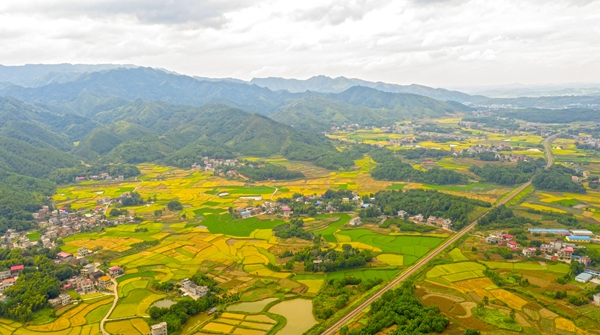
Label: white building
xmin=349 ymin=217 xmax=362 ymax=226
xmin=151 ymin=321 xmax=168 ymax=335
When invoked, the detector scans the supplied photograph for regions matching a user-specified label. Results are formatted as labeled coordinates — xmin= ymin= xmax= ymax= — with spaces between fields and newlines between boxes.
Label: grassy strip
xmin=505 ymin=184 xmax=535 ymax=207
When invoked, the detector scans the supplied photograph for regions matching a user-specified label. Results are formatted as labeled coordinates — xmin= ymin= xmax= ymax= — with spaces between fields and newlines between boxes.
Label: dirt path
xmin=270 ymin=187 xmax=278 ymax=200
xmin=100 ymin=278 xmax=119 ymax=335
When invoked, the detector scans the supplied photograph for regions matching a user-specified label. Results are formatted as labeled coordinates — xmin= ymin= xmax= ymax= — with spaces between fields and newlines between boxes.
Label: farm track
xmin=100 ymin=278 xmax=119 ymax=335
xmin=321 ymin=135 xmax=556 ymax=335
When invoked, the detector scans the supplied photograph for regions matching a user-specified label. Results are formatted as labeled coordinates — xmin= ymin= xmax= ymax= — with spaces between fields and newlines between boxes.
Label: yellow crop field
xmin=203 ymin=322 xmax=235 ymax=333
xmin=221 ymin=312 xmax=246 ymax=320
xmin=520 ymin=203 xmax=565 ymax=213
xmin=240 ymin=321 xmax=271 ymax=330
xmin=376 ymin=254 xmax=404 ymax=266
xmin=130 ymin=318 xmax=150 ymax=334
xmin=298 ymin=279 xmax=324 ymax=293
xmin=244 ymin=315 xmax=275 ymax=324
xmin=555 ymin=317 xmax=576 ymax=332
xmin=489 ymin=289 xmax=527 ymax=310
xmin=452 ymin=278 xmax=495 ymax=291
xmin=105 ymin=320 xmax=144 ymax=335
xmin=232 ymin=328 xmax=266 ymax=335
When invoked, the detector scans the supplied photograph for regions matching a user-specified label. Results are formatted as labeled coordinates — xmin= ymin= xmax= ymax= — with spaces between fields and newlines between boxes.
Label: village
xmin=484 ymin=228 xmax=600 ymax=284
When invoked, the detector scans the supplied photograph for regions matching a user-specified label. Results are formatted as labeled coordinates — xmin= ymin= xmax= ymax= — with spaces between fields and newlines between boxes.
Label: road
xmin=270 ymin=187 xmax=278 ymax=201
xmin=321 ymin=135 xmax=556 ymax=335
xmin=100 ymin=278 xmax=119 ymax=335
xmin=543 ymin=134 xmax=558 ymax=168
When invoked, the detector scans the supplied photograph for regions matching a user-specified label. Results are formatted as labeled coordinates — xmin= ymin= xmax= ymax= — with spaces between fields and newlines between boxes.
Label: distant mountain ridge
xmin=0 ymin=63 xmax=137 ymax=86
xmin=250 ymin=75 xmax=484 ymax=103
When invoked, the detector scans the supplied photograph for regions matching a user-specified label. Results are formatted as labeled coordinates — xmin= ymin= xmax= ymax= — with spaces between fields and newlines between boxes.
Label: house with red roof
xmin=10 ymin=264 xmax=23 ymax=274
xmin=109 ymin=266 xmax=123 ymax=277
xmin=56 ymin=252 xmax=73 ymax=263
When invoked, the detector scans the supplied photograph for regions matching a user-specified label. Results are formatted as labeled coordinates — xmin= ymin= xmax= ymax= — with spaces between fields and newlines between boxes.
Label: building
xmin=557 ymin=247 xmax=574 ymax=262
xmin=77 ymin=247 xmax=92 ymax=257
xmin=80 ymin=279 xmax=95 ymax=294
xmin=522 ymin=247 xmax=536 ymax=257
xmin=81 ymin=263 xmax=95 ymax=277
xmin=180 ymin=278 xmax=209 ymax=298
xmin=397 ymin=210 xmax=407 ymax=218
xmin=427 ymin=216 xmax=437 ymax=225
xmin=441 ymin=219 xmax=453 ymax=230
xmin=578 ymin=255 xmax=592 ymax=266
xmin=594 ymin=293 xmax=600 ymax=306
xmin=48 ymin=297 xmax=62 ymax=307
xmin=97 ymin=276 xmax=111 ymax=289
xmin=0 ymin=278 xmax=16 ymax=293
xmin=348 ymin=217 xmax=362 ymax=226
xmin=108 ymin=266 xmax=123 ymax=277
xmin=486 ymin=235 xmax=500 ymax=244
xmin=240 ymin=211 xmax=251 ymax=219
xmin=56 ymin=252 xmax=73 ymax=263
xmin=414 ymin=214 xmax=423 ymax=222
xmin=566 ymin=236 xmax=591 ymax=243
xmin=576 ymin=273 xmax=594 ymax=283
xmin=528 ymin=228 xmax=570 ymax=235
xmin=10 ymin=264 xmax=24 ymax=274
xmin=571 ymin=230 xmax=594 ymax=236
xmin=59 ymin=293 xmax=71 ymax=305
xmin=281 ymin=206 xmax=291 ymax=217
xmin=0 ymin=270 xmax=11 ymax=280
xmin=151 ymin=321 xmax=168 ymax=335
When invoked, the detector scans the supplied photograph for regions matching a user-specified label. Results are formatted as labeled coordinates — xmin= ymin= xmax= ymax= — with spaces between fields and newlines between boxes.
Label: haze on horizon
xmin=1 ymin=0 xmax=599 ymax=88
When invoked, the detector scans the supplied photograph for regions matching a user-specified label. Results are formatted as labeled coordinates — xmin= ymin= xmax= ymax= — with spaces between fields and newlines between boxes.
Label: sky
xmin=1 ymin=0 xmax=600 ymax=88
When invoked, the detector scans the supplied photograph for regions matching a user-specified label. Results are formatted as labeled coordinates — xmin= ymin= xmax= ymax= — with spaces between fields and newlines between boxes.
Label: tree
xmin=109 ymin=208 xmax=122 ymax=217
xmin=482 ymin=296 xmax=489 ymax=305
xmin=509 ymin=309 xmax=516 ymax=320
xmin=167 ymin=200 xmax=183 ymax=211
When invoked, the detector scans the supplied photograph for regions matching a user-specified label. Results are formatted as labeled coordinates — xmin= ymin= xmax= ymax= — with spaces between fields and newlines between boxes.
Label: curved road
xmin=100 ymin=278 xmax=119 ymax=335
xmin=321 ymin=135 xmax=555 ymax=335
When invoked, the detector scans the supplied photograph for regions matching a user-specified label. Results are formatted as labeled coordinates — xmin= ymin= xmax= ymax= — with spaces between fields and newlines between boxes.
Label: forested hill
xmin=0 ymin=67 xmax=303 ymax=116
xmin=69 ymin=101 xmax=340 ymax=165
xmin=271 ymin=87 xmax=472 ymax=131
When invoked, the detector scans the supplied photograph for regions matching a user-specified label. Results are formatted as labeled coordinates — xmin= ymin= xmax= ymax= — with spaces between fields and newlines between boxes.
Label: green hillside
xmin=271 ymin=87 xmax=471 ymax=131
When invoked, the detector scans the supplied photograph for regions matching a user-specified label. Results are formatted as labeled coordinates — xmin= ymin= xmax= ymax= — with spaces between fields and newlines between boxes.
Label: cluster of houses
xmin=47 ymin=247 xmax=124 ymax=307
xmin=570 ymin=134 xmax=600 ymax=149
xmin=402 ymin=212 xmax=453 ymax=230
xmin=0 ymin=246 xmax=125 ymax=306
xmin=75 ymin=173 xmax=124 ymax=183
xmin=328 ymin=123 xmax=370 ymax=132
xmin=0 ymin=265 xmax=23 ymax=296
xmin=485 ymin=229 xmax=598 ymax=265
xmin=1 ymin=228 xmax=56 ymax=250
xmin=192 ymin=157 xmax=240 ymax=172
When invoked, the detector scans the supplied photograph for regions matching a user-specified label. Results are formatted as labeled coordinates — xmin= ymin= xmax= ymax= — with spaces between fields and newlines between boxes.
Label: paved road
xmin=321 ymin=135 xmax=556 ymax=335
xmin=100 ymin=278 xmax=119 ymax=335
xmin=543 ymin=134 xmax=558 ymax=168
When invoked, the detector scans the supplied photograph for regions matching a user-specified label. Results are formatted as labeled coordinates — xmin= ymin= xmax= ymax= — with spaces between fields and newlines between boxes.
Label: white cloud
xmin=0 ymin=0 xmax=599 ymax=87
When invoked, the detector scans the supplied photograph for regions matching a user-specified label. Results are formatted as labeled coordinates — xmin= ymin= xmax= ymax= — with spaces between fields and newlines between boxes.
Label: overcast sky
xmin=1 ymin=0 xmax=599 ymax=87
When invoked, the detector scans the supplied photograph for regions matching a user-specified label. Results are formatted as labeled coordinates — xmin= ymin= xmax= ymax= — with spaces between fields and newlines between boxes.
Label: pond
xmin=226 ymin=297 xmax=278 ymax=313
xmin=268 ymin=299 xmax=316 ymax=335
xmin=151 ymin=299 xmax=177 ymax=308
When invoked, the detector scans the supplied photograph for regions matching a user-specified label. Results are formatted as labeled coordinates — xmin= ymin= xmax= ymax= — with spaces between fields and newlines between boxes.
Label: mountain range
xmin=0 ymin=64 xmax=599 ymax=184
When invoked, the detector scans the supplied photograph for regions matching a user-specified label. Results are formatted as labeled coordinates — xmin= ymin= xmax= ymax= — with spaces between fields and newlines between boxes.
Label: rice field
xmin=337 ymin=229 xmax=442 ymax=265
